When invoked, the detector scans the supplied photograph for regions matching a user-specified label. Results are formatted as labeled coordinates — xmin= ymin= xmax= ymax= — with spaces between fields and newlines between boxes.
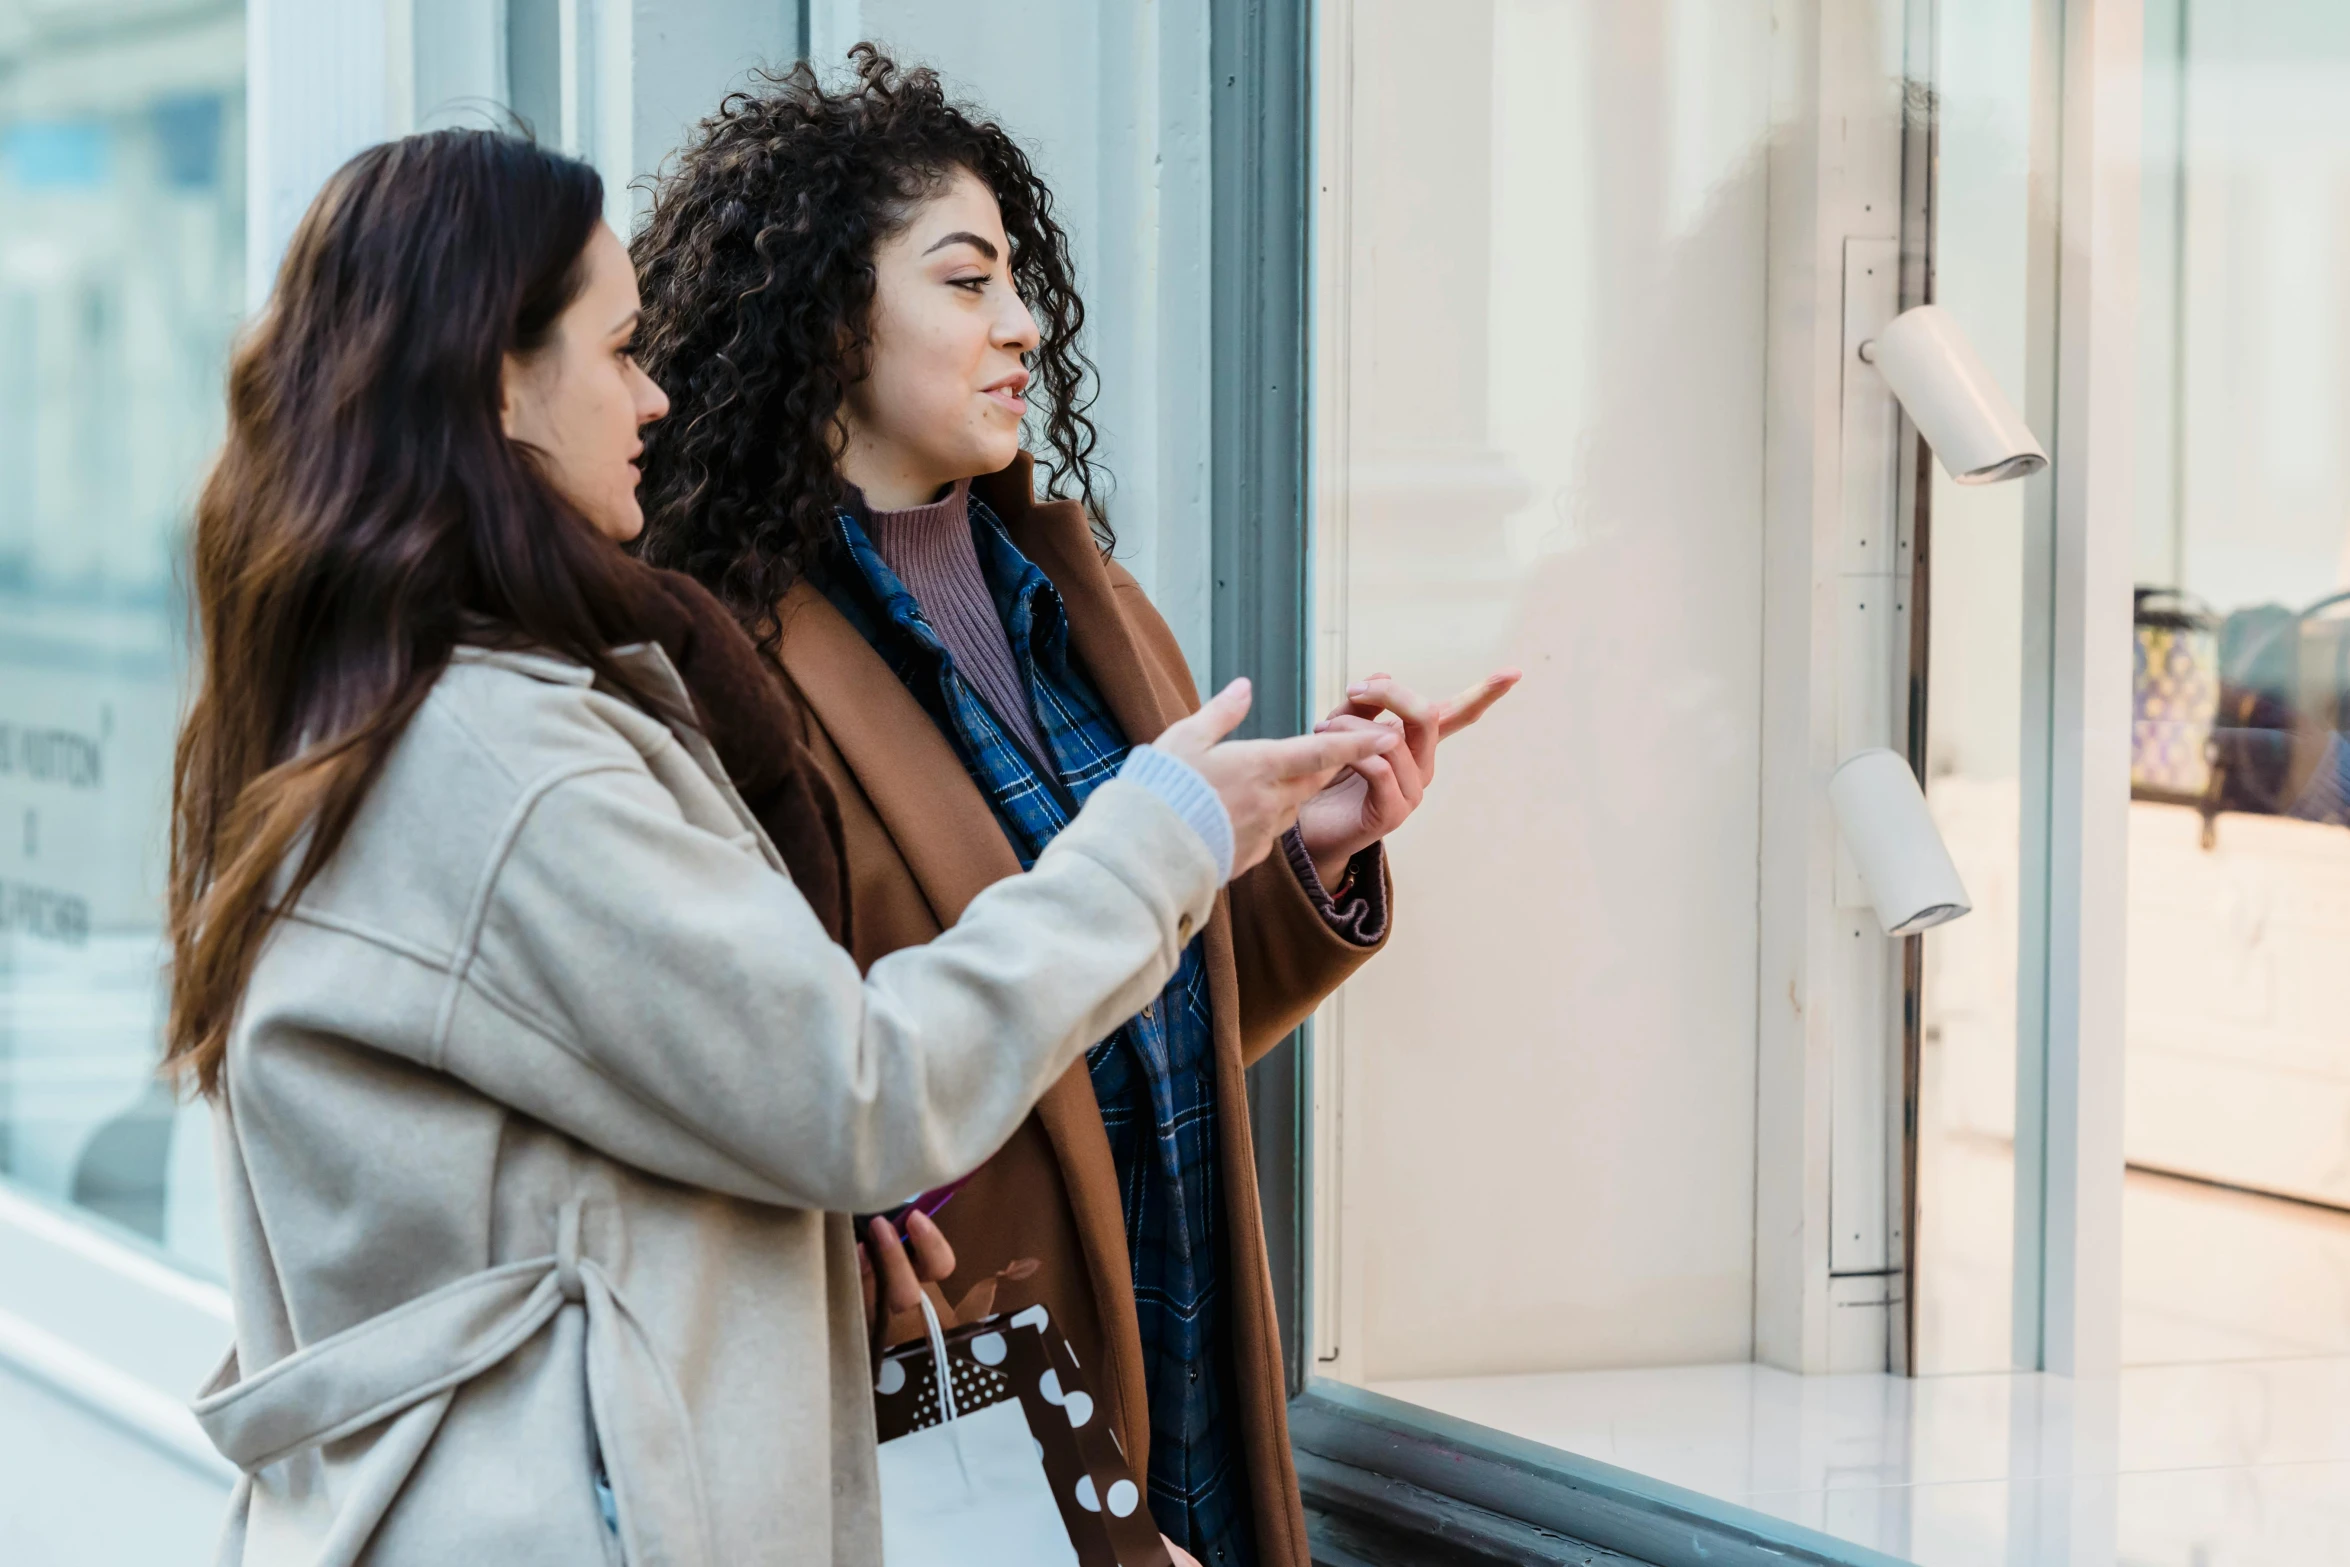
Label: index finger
xmin=867 ymin=1215 xmax=925 ymax=1317
xmin=1344 ymin=677 xmax=1441 ymax=777
xmin=902 ymin=1207 xmax=957 ymax=1285
xmin=1155 ymin=678 xmax=1254 ymax=758
xmin=1269 ymin=724 xmax=1399 ymax=782
xmin=1437 ymin=670 xmax=1522 ymax=739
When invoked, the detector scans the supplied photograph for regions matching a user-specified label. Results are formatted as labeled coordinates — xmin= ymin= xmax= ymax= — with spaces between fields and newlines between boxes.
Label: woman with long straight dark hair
xmin=168 ymin=128 xmax=1393 ymax=1564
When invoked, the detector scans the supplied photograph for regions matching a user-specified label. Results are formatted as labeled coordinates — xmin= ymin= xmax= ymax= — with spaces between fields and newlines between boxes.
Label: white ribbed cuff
xmin=1116 ymin=745 xmax=1235 ymax=885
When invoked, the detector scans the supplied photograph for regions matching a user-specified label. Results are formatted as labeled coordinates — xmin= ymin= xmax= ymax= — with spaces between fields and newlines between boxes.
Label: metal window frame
xmin=1209 ymin=0 xmax=1315 ymax=1400
xmin=1290 ymin=1380 xmax=1915 ymax=1567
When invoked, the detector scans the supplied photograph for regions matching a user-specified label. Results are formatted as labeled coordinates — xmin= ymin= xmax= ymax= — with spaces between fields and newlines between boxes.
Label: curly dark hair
xmin=629 ymin=45 xmax=1106 ymax=648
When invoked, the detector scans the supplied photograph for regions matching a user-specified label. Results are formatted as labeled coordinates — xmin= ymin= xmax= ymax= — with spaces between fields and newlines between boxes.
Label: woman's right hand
xmin=1152 ymin=678 xmax=1400 ymax=876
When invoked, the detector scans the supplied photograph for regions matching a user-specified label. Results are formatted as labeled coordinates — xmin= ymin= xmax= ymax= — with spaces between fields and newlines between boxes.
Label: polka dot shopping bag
xmin=874 ymin=1294 xmax=1171 ymax=1567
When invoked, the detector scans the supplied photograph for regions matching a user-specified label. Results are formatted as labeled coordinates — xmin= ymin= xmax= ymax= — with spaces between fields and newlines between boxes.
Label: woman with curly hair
xmin=632 ymin=48 xmax=1514 ymax=1567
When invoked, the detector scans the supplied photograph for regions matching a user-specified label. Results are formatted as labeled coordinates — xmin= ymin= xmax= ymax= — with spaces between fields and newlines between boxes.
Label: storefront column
xmin=252 ymin=0 xmax=792 ymax=301
xmin=247 ymin=0 xmax=395 ymax=306
xmin=510 ymin=0 xmax=790 ymax=234
xmin=824 ymin=0 xmax=1218 ymax=675
xmin=618 ymin=4 xmax=796 ymax=227
xmin=1752 ymin=0 xmax=1912 ymax=1376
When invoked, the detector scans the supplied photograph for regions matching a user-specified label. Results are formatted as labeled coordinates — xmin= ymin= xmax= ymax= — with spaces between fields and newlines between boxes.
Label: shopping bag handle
xmin=913 ymin=1291 xmax=982 ymax=1488
xmin=917 ymin=1291 xmax=958 ymax=1426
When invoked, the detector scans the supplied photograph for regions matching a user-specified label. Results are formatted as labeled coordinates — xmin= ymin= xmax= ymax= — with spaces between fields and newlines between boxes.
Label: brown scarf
xmin=612 ymin=561 xmax=852 ymax=943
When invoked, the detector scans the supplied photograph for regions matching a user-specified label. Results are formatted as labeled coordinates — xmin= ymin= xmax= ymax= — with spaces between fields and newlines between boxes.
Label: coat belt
xmin=192 ymin=1201 xmax=713 ymax=1566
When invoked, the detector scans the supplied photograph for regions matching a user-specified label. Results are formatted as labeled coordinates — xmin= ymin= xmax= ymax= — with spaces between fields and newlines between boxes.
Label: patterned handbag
xmin=2132 ymin=587 xmax=2221 ymax=798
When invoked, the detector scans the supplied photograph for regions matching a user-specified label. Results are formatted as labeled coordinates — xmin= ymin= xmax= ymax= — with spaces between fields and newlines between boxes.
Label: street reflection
xmin=0 ymin=0 xmax=244 ymax=1277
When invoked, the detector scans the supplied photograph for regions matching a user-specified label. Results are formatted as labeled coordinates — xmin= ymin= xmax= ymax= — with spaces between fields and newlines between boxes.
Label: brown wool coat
xmin=768 ymin=455 xmax=1387 ymax=1567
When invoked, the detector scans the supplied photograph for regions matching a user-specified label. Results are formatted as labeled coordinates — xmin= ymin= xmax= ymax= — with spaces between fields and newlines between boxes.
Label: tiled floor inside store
xmin=1372 ymin=1172 xmax=2350 ymax=1566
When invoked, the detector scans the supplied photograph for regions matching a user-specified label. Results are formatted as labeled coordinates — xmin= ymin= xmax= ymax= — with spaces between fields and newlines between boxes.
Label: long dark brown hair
xmin=630 ymin=45 xmax=1106 ymax=649
xmin=167 ymin=130 xmax=656 ymax=1095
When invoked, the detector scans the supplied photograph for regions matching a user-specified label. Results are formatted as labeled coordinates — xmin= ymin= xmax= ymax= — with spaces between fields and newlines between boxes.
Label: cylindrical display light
xmin=1865 ymin=304 xmax=2049 ymax=485
xmin=1828 ymin=748 xmax=1973 ymax=936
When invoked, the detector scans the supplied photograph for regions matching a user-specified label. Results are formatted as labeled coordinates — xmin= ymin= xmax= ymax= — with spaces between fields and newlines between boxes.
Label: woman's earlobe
xmin=496 ymin=355 xmax=521 ymax=439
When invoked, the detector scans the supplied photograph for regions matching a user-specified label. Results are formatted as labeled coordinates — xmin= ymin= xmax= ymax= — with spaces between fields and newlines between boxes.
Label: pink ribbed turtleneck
xmin=862 ymin=479 xmax=1052 ymax=766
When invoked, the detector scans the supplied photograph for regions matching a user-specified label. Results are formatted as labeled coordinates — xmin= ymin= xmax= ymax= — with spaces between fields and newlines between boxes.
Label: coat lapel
xmin=964 ymin=476 xmax=1199 ymax=1471
xmin=981 ymin=458 xmax=1191 ymax=747
xmin=771 ymin=582 xmax=1020 ymax=924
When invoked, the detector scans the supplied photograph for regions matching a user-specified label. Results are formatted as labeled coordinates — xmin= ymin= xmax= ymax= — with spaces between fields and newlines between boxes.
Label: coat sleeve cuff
xmin=1115 ymin=744 xmax=1235 ymax=884
xmin=1281 ymin=827 xmax=1388 ymax=947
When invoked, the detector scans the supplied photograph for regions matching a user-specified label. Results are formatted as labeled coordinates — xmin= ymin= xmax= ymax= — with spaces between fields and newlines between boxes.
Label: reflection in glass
xmin=2122 ymin=0 xmax=2350 ymax=1365
xmin=0 ymin=0 xmax=245 ymax=1278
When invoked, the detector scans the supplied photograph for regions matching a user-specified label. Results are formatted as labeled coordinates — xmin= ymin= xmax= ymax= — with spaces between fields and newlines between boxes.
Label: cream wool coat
xmin=193 ymin=642 xmax=1220 ymax=1566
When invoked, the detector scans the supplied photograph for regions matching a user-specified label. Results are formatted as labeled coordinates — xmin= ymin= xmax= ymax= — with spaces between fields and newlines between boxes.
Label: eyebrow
xmin=610 ymin=308 xmax=641 ymax=335
xmin=922 ymin=231 xmax=999 ymax=262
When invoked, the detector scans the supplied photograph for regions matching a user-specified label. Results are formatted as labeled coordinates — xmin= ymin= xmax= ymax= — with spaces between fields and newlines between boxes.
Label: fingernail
xmin=1347 ymin=684 xmax=1367 ymax=697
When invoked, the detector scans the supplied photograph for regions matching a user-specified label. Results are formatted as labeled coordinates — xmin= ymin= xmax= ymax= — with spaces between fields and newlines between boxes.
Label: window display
xmin=2121 ymin=0 xmax=2350 ymax=1366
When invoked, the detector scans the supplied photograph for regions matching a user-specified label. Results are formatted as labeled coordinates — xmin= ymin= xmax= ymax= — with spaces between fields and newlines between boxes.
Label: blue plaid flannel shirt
xmin=827 ymin=500 xmax=1256 ymax=1566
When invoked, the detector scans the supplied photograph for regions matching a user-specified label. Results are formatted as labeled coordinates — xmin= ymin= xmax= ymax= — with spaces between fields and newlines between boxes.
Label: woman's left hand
xmin=860 ymin=1209 xmax=957 ymax=1330
xmin=1294 ymin=669 xmax=1521 ymax=887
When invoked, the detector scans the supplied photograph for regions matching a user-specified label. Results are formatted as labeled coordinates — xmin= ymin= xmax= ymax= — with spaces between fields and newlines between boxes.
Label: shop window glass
xmin=1308 ymin=0 xmax=1775 ymax=1393
xmin=2123 ymin=0 xmax=2350 ymax=1365
xmin=0 ymin=0 xmax=246 ymax=1278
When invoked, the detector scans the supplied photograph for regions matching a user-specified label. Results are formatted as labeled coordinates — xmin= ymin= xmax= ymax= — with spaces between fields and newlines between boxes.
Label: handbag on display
xmin=2209 ymin=590 xmax=2350 ymax=821
xmin=2131 ymin=587 xmax=2221 ymax=799
xmin=874 ymin=1292 xmax=1170 ymax=1567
